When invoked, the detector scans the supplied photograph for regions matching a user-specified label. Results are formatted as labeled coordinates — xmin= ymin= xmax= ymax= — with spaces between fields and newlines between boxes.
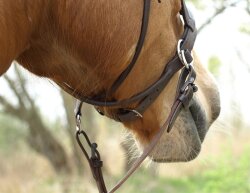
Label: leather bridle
xmin=70 ymin=0 xmax=198 ymax=192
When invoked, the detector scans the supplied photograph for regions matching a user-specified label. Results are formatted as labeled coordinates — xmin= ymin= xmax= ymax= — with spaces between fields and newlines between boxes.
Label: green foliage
xmin=208 ymin=56 xmax=222 ymax=77
xmin=240 ymin=24 xmax=250 ymax=35
xmin=120 ymin=147 xmax=250 ymax=193
xmin=188 ymin=0 xmax=206 ymax=9
xmin=176 ymin=149 xmax=250 ymax=193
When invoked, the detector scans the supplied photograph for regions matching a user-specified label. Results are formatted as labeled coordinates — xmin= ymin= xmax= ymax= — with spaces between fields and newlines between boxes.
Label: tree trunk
xmin=0 ymin=66 xmax=71 ymax=174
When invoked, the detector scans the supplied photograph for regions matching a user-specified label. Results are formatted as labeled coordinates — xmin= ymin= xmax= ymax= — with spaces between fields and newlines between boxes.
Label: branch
xmin=3 ymin=74 xmax=26 ymax=109
xmin=0 ymin=95 xmax=25 ymax=119
xmin=198 ymin=0 xmax=243 ymax=33
xmin=0 ymin=95 xmax=15 ymax=110
xmin=14 ymin=65 xmax=36 ymax=108
xmin=236 ymin=49 xmax=250 ymax=73
xmin=247 ymin=0 xmax=250 ymax=14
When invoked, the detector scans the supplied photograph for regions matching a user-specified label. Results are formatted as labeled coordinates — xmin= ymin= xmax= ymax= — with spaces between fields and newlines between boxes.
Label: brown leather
xmin=64 ymin=0 xmax=197 ymax=124
xmin=107 ymin=0 xmax=151 ymax=96
xmin=73 ymin=0 xmax=198 ymax=192
xmin=75 ymin=66 xmax=197 ymax=193
xmin=60 ymin=0 xmax=152 ymax=108
xmin=76 ymin=130 xmax=107 ymax=193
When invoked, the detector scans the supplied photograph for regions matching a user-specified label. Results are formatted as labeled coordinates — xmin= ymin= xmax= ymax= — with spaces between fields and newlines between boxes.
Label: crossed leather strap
xmin=75 ymin=66 xmax=197 ymax=193
xmin=73 ymin=0 xmax=198 ymax=192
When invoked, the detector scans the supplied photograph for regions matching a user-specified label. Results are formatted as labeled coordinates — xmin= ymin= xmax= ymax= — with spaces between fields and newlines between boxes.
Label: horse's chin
xmin=141 ymin=98 xmax=211 ymax=163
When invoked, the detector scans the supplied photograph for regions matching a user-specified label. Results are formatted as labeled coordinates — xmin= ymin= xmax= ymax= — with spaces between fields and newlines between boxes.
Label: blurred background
xmin=0 ymin=0 xmax=250 ymax=193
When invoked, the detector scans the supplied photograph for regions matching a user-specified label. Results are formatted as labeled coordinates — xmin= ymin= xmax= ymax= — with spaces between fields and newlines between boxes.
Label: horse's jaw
xmin=150 ymin=100 xmax=207 ymax=163
xmin=124 ymin=99 xmax=213 ymax=163
xmin=123 ymin=64 xmax=221 ymax=163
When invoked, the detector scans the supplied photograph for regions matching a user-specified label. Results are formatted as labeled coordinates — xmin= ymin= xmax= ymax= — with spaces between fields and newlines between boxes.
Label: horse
xmin=0 ymin=0 xmax=220 ymax=176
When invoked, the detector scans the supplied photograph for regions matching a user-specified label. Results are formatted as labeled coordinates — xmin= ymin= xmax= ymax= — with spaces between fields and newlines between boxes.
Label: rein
xmin=72 ymin=0 xmax=198 ymax=192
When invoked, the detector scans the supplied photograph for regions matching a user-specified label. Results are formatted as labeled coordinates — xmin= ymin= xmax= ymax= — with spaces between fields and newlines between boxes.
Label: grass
xmin=0 ymin=146 xmax=250 ymax=193
xmin=119 ymin=147 xmax=250 ymax=193
xmin=1 ymin=115 xmax=250 ymax=193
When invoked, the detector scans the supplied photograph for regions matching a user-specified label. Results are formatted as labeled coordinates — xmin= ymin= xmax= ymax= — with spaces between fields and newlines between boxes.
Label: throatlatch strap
xmin=107 ymin=0 xmax=151 ymax=96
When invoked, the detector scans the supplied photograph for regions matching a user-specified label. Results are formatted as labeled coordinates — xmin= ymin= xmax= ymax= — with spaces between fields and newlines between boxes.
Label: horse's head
xmin=120 ymin=54 xmax=221 ymax=162
xmin=96 ymin=0 xmax=221 ymax=162
xmin=0 ymin=0 xmax=220 ymax=163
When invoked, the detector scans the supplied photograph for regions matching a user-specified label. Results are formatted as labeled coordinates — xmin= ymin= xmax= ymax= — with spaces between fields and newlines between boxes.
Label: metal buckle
xmin=177 ymin=39 xmax=191 ymax=69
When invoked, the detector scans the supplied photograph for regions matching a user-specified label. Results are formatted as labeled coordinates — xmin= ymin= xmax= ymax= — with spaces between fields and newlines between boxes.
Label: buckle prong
xmin=123 ymin=109 xmax=143 ymax=118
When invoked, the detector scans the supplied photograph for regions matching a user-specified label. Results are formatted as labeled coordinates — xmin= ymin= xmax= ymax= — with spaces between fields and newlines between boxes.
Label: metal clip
xmin=76 ymin=114 xmax=81 ymax=132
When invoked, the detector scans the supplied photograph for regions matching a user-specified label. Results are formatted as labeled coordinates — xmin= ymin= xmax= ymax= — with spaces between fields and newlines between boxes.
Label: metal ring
xmin=181 ymin=50 xmax=190 ymax=69
xmin=177 ymin=39 xmax=183 ymax=58
xmin=177 ymin=39 xmax=190 ymax=69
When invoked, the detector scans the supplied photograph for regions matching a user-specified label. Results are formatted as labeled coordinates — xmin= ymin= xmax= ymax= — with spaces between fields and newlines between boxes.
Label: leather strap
xmin=74 ymin=65 xmax=197 ymax=193
xmin=59 ymin=0 xmax=152 ymax=108
xmin=73 ymin=1 xmax=198 ymax=192
xmin=107 ymin=0 xmax=151 ymax=96
xmin=76 ymin=130 xmax=108 ymax=193
xmin=61 ymin=0 xmax=197 ymax=124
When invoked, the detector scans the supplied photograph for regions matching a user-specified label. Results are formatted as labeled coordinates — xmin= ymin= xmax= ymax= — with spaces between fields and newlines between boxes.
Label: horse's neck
xmin=0 ymin=0 xmax=182 ymax=98
xmin=0 ymin=0 xmax=49 ymax=75
xmin=47 ymin=0 xmax=145 ymax=96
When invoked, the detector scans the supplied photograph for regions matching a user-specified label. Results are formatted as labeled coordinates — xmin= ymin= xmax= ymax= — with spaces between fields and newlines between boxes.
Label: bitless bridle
xmin=71 ymin=0 xmax=198 ymax=192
